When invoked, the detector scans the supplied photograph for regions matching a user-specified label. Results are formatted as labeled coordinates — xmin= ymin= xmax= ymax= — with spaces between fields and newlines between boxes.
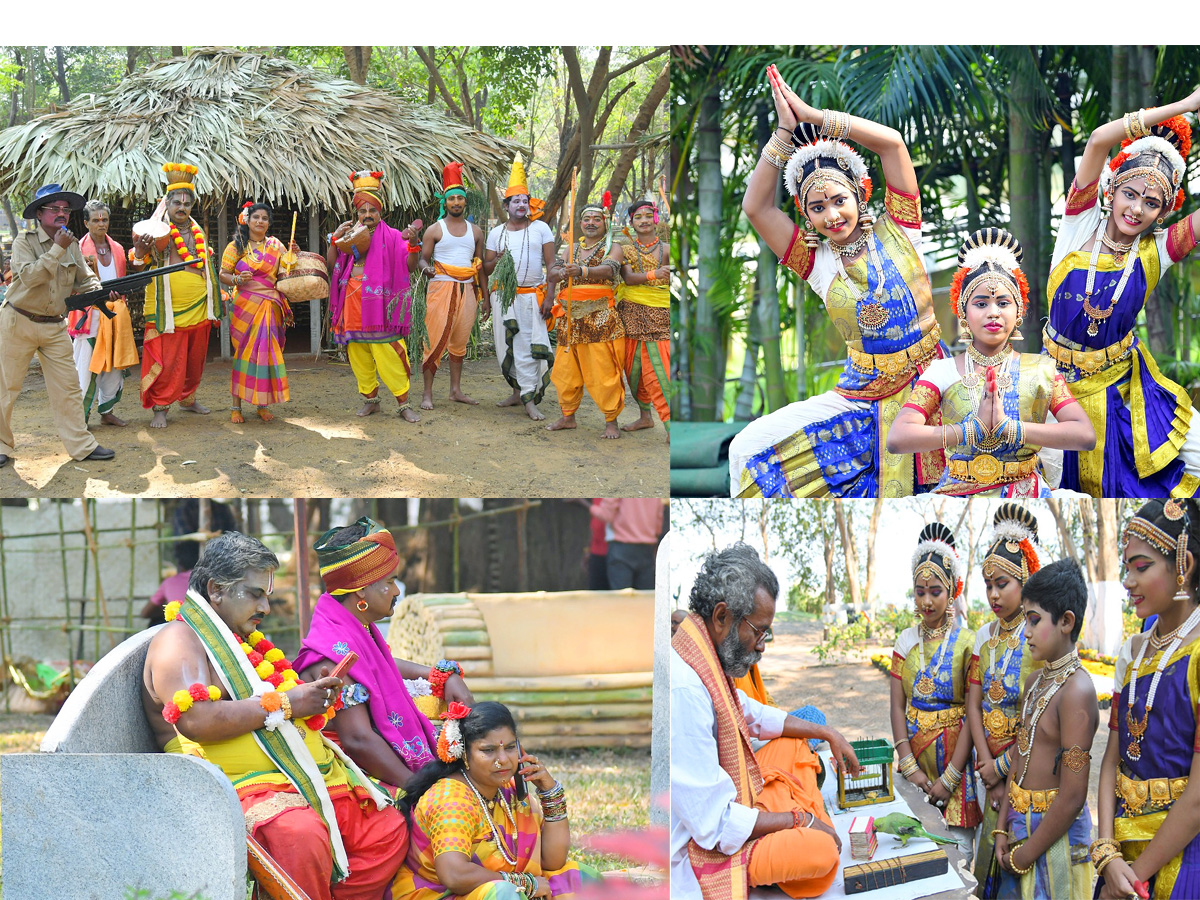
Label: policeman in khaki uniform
xmin=0 ymin=184 xmax=118 ymax=467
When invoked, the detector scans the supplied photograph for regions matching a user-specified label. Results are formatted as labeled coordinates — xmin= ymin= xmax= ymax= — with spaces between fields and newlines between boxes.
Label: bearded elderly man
xmin=0 ymin=183 xmax=119 ymax=466
xmin=671 ymin=543 xmax=860 ymax=900
xmin=143 ymin=531 xmax=408 ymax=899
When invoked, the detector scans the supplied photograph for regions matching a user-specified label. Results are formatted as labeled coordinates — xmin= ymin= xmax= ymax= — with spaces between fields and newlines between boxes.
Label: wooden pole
xmin=217 ymin=200 xmax=230 ymax=359
xmin=294 ymin=499 xmax=312 ymax=637
xmin=309 ymin=206 xmax=322 ymax=357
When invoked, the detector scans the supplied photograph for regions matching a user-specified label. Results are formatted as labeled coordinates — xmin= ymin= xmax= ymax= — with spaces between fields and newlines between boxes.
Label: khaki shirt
xmin=5 ymin=226 xmax=104 ymax=317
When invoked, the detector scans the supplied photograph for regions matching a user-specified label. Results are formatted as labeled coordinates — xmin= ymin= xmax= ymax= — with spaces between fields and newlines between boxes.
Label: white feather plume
xmin=961 ymin=244 xmax=1020 ymax=275
xmin=783 ymin=139 xmax=868 ymax=200
xmin=1100 ymin=135 xmax=1185 ymax=194
xmin=992 ymin=518 xmax=1035 ymax=545
xmin=911 ymin=539 xmax=964 ymax=584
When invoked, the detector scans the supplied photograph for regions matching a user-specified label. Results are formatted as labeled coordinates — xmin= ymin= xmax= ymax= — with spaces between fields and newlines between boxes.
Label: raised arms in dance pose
xmin=731 ymin=64 xmax=947 ymax=498
xmin=888 ymin=229 xmax=1094 ymax=497
xmin=1046 ymin=90 xmax=1200 ymax=496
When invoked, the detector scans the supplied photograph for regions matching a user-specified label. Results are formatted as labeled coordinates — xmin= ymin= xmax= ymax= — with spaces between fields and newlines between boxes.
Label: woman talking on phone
xmin=392 ymin=701 xmax=600 ymax=899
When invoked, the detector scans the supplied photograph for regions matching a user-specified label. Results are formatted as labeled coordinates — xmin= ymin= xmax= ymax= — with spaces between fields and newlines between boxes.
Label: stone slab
xmin=1 ymin=753 xmax=246 ymax=900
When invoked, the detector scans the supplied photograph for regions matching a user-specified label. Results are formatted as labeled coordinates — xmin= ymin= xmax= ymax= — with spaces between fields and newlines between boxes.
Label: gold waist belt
xmin=906 ymin=703 xmax=965 ymax=732
xmin=983 ymin=707 xmax=1020 ymax=741
xmin=1116 ymin=771 xmax=1188 ymax=817
xmin=1043 ymin=326 xmax=1135 ymax=376
xmin=1009 ymin=780 xmax=1058 ymax=814
xmin=847 ymin=323 xmax=942 ymax=381
xmin=947 ymin=454 xmax=1038 ymax=487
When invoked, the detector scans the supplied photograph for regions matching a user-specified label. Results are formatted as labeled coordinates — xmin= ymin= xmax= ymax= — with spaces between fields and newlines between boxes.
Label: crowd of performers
xmin=0 ymin=155 xmax=671 ymax=468
xmin=142 ymin=517 xmax=600 ymax=899
xmin=731 ymin=65 xmax=1200 ymax=499
xmin=671 ymin=499 xmax=1200 ymax=899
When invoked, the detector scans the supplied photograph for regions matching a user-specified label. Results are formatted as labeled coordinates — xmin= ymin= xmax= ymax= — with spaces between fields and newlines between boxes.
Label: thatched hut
xmin=0 ymin=47 xmax=517 ymax=354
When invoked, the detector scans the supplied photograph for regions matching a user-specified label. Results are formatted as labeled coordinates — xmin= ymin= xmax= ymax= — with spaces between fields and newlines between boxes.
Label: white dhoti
xmin=72 ymin=313 xmax=126 ymax=419
xmin=491 ymin=290 xmax=552 ymax=405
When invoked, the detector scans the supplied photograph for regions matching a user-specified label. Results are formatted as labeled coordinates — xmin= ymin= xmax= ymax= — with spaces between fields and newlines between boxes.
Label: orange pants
xmin=246 ymin=787 xmax=409 ymax=900
xmin=140 ymin=320 xmax=211 ymax=408
xmin=423 ymin=279 xmax=478 ymax=373
xmin=625 ymin=338 xmax=670 ymax=425
xmin=745 ymin=738 xmax=839 ymax=899
xmin=552 ymin=339 xmax=626 ymax=421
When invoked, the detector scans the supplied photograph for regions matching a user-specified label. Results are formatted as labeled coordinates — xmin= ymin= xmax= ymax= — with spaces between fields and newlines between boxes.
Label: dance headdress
xmin=436 ymin=162 xmax=467 ymax=218
xmin=350 ymin=170 xmax=386 ymax=211
xmin=784 ymin=122 xmax=872 ymax=212
xmin=983 ymin=503 xmax=1042 ymax=584
xmin=503 ymin=155 xmax=544 ymax=220
xmin=162 ymin=162 xmax=198 ymax=196
xmin=314 ymin=517 xmax=398 ymax=596
xmin=581 ymin=192 xmax=614 ymax=254
xmin=1123 ymin=499 xmax=1195 ymax=599
xmin=1101 ymin=115 xmax=1192 ymax=214
xmin=949 ymin=227 xmax=1030 ymax=323
xmin=912 ymin=522 xmax=964 ymax=599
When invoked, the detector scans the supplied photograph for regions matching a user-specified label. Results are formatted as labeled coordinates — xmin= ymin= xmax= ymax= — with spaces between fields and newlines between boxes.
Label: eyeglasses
xmin=741 ymin=618 xmax=773 ymax=644
xmin=41 ymin=205 xmax=72 ymax=214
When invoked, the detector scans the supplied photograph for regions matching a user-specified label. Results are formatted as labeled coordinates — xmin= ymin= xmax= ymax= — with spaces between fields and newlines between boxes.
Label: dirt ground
xmin=1 ymin=354 xmax=667 ymax=498
xmin=763 ymin=616 xmax=1109 ymax=825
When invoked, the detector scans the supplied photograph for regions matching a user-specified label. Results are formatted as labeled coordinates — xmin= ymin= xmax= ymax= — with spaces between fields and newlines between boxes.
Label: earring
xmin=803 ymin=229 xmax=820 ymax=249
xmin=356 ymin=599 xmax=369 ymax=612
xmin=1174 ymin=575 xmax=1190 ymax=602
xmin=858 ymin=204 xmax=874 ymax=234
xmin=958 ymin=317 xmax=970 ymax=344
xmin=1157 ymin=217 xmax=1165 ymax=225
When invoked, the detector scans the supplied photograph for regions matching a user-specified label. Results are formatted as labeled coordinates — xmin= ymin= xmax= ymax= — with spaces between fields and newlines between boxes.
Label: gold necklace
xmin=830 ymin=232 xmax=870 ymax=258
xmin=1016 ymin=650 xmax=1080 ymax=781
xmin=1125 ymin=606 xmax=1200 ymax=761
xmin=986 ymin=614 xmax=1024 ymax=703
xmin=1099 ymin=231 xmax=1135 ymax=265
xmin=966 ymin=344 xmax=1011 ymax=368
xmin=914 ymin=615 xmax=953 ymax=699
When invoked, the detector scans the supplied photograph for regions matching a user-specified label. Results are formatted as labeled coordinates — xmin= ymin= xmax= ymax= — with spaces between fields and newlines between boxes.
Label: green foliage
xmin=785 ymin=583 xmax=822 ymax=615
xmin=123 ymin=891 xmax=211 ymax=900
xmin=812 ymin=617 xmax=871 ymax=664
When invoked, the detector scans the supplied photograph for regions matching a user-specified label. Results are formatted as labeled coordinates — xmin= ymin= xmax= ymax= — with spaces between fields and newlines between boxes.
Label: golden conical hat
xmin=505 ymin=156 xmax=529 ymax=198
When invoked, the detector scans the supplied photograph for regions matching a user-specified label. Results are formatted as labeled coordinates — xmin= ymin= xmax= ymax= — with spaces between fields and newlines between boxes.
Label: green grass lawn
xmin=0 ymin=712 xmax=650 ymax=895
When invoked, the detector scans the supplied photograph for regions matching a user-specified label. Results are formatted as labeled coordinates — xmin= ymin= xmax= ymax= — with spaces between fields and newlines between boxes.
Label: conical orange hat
xmin=504 ymin=156 xmax=529 ymax=199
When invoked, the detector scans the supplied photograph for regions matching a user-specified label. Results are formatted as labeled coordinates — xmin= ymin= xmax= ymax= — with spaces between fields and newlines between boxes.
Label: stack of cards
xmin=849 ymin=816 xmax=877 ymax=861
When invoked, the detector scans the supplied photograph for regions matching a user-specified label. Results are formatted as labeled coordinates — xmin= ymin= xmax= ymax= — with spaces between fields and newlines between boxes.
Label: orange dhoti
xmin=423 ymin=261 xmax=480 ymax=373
xmin=745 ymin=737 xmax=840 ymax=899
xmin=140 ymin=320 xmax=212 ymax=408
xmin=616 ymin=295 xmax=670 ymax=428
xmin=552 ymin=284 xmax=625 ymax=422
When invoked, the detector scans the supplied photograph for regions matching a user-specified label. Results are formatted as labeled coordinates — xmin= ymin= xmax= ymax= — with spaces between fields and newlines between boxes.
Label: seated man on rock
xmin=142 ymin=531 xmax=408 ymax=900
xmin=671 ymin=543 xmax=860 ymax=899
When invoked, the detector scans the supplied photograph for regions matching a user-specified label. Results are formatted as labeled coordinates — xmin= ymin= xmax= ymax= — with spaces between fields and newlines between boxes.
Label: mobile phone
xmin=329 ymin=651 xmax=358 ymax=681
xmin=513 ymin=739 xmax=527 ymax=801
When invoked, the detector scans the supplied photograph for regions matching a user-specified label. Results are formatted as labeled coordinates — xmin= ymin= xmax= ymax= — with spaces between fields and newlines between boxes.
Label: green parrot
xmin=872 ymin=813 xmax=956 ymax=847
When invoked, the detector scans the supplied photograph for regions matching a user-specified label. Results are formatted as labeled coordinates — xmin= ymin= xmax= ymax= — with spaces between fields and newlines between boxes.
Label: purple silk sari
xmin=328 ymin=220 xmax=413 ymax=342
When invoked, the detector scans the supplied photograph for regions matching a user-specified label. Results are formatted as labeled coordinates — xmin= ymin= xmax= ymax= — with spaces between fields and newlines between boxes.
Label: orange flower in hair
xmin=1019 ymin=539 xmax=1041 ymax=577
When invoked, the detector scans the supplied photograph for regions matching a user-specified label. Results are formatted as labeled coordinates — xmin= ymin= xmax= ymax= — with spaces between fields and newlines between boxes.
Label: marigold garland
xmin=169 ymin=221 xmax=211 ymax=270
xmin=163 ymin=603 xmax=342 ymax=730
xmin=162 ymin=682 xmax=222 ymax=724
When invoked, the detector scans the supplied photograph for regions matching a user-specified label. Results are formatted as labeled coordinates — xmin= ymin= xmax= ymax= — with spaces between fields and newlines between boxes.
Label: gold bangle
xmin=1136 ymin=108 xmax=1149 ymax=138
xmin=1008 ymin=847 xmax=1035 ymax=875
xmin=991 ymin=829 xmax=1010 ymax=839
xmin=279 ymin=691 xmax=292 ymax=721
xmin=1123 ymin=112 xmax=1136 ymax=142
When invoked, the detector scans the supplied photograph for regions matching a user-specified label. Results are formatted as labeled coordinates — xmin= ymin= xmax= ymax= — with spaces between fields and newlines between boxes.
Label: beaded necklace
xmin=986 ymin=613 xmax=1025 ymax=705
xmin=961 ymin=346 xmax=1015 ymax=419
xmin=169 ymin=221 xmax=208 ymax=270
xmin=500 ymin=225 xmax=534 ymax=281
xmin=1125 ymin=605 xmax=1200 ymax=761
xmin=1016 ymin=649 xmax=1081 ymax=782
xmin=626 ymin=235 xmax=663 ymax=274
xmin=1081 ymin=220 xmax=1139 ymax=337
xmin=462 ymin=772 xmax=518 ymax=866
xmin=914 ymin=614 xmax=953 ymax=699
xmin=835 ymin=233 xmax=890 ymax=332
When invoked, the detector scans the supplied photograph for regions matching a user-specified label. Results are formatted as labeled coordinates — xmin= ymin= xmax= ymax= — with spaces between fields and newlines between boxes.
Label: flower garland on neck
xmin=169 ymin=221 xmax=210 ymax=270
xmin=164 ymin=600 xmax=338 ymax=730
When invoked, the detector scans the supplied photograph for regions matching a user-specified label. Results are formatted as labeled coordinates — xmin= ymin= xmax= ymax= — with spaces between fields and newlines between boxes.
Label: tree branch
xmin=415 ymin=47 xmax=468 ymax=125
xmin=605 ymin=47 xmax=668 ymax=83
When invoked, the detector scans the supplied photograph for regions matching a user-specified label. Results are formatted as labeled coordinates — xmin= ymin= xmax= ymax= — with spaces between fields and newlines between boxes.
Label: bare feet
xmin=150 ymin=409 xmax=168 ymax=429
xmin=357 ymin=401 xmax=381 ymax=417
xmin=547 ymin=414 xmax=577 ymax=432
xmin=420 ymin=391 xmax=435 ymax=411
xmin=399 ymin=406 xmax=421 ymax=423
xmin=497 ymin=391 xmax=522 ymax=408
xmin=179 ymin=399 xmax=210 ymax=415
xmin=230 ymin=408 xmax=245 ymax=424
xmin=525 ymin=401 xmax=545 ymax=421
xmin=621 ymin=412 xmax=655 ymax=432
xmin=256 ymin=407 xmax=274 ymax=422
xmin=603 ymin=421 xmax=621 ymax=439
xmin=100 ymin=412 xmax=128 ymax=427
xmin=449 ymin=389 xmax=478 ymax=405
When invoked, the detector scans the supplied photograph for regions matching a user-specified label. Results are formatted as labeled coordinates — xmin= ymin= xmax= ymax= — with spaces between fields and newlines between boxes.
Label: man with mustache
xmin=483 ymin=157 xmax=557 ymax=421
xmin=672 ymin=543 xmax=859 ymax=900
xmin=130 ymin=162 xmax=221 ymax=430
xmin=0 ymin=183 xmax=118 ymax=466
xmin=547 ymin=193 xmax=627 ymax=439
xmin=416 ymin=162 xmax=485 ymax=411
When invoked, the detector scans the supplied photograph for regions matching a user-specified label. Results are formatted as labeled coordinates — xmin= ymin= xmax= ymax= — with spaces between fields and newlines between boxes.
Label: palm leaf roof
xmin=0 ymin=47 xmax=517 ymax=211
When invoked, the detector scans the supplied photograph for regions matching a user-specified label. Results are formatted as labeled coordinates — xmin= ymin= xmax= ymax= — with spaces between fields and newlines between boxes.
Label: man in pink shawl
xmin=324 ymin=170 xmax=423 ymax=423
xmin=295 ymin=517 xmax=474 ymax=792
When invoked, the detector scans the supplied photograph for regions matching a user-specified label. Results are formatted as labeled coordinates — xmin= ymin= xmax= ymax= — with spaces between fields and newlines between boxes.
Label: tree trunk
xmin=733 ymin=280 xmax=760 ymax=421
xmin=864 ymin=497 xmax=884 ymax=614
xmin=833 ymin=501 xmax=863 ymax=614
xmin=1055 ymin=70 xmax=1076 ymax=193
xmin=343 ymin=47 xmax=372 ymax=85
xmin=1078 ymin=499 xmax=1100 ymax=586
xmin=604 ymin=62 xmax=670 ymax=203
xmin=125 ymin=46 xmax=141 ymax=76
xmin=692 ymin=87 xmax=723 ymax=421
xmin=53 ymin=47 xmax=70 ymax=104
xmin=1045 ymin=499 xmax=1080 ymax=561
xmin=170 ymin=47 xmax=184 ymax=58
xmin=822 ymin=511 xmax=836 ymax=622
xmin=1096 ymin=500 xmax=1120 ymax=583
xmin=7 ymin=48 xmax=22 ymax=128
xmin=796 ymin=282 xmax=808 ymax=399
xmin=755 ymin=101 xmax=787 ymax=413
xmin=1008 ymin=60 xmax=1044 ymax=353
xmin=1111 ymin=46 xmax=1128 ymax=120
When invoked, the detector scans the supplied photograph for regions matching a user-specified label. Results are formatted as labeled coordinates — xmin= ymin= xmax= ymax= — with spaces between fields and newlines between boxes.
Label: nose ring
xmin=494 ymin=760 xmax=504 ymax=769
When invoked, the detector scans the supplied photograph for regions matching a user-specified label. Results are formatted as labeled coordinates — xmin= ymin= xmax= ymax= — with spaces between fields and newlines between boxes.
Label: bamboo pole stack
xmin=386 ymin=593 xmax=652 ymax=749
